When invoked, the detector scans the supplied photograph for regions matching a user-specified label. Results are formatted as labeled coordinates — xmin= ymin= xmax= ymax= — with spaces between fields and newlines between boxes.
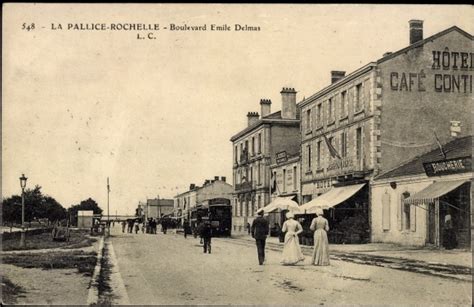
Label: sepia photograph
xmin=1 ymin=3 xmax=473 ymax=305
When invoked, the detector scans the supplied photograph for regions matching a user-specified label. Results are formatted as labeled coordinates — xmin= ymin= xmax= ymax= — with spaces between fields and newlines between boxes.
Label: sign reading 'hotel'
xmin=423 ymin=156 xmax=472 ymax=176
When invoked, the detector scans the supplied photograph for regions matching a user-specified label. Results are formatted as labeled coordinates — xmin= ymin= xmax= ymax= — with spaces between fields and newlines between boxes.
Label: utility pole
xmin=107 ymin=177 xmax=110 ymax=236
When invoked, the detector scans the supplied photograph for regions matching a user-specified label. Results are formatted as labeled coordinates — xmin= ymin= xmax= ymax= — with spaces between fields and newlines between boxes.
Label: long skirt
xmin=312 ymin=229 xmax=330 ymax=265
xmin=281 ymin=233 xmax=305 ymax=265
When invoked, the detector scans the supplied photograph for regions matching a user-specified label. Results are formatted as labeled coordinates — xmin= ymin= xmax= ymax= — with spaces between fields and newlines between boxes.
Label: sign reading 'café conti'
xmin=423 ymin=156 xmax=472 ymax=176
xmin=390 ymin=48 xmax=473 ymax=93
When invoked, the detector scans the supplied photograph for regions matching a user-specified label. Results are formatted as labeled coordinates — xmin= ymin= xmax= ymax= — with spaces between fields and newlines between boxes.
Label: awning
xmin=296 ymin=183 xmax=366 ymax=214
xmin=257 ymin=196 xmax=299 ymax=214
xmin=405 ymin=179 xmax=469 ymax=204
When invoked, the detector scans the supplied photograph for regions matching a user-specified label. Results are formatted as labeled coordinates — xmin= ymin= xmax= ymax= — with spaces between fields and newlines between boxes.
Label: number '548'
xmin=22 ymin=23 xmax=35 ymax=31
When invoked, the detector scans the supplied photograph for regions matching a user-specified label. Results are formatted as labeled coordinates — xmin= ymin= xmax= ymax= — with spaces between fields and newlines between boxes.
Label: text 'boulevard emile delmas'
xmin=51 ymin=23 xmax=261 ymax=32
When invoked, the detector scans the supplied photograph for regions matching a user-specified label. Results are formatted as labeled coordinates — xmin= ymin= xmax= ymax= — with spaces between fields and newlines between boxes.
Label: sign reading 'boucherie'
xmin=423 ymin=156 xmax=472 ymax=176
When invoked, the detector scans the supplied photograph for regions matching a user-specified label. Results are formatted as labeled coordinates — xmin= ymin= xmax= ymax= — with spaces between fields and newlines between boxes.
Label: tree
xmin=2 ymin=185 xmax=66 ymax=225
xmin=68 ymin=198 xmax=103 ymax=226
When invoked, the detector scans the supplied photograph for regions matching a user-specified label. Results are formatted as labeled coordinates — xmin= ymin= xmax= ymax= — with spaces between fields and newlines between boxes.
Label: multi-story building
xmin=230 ymin=88 xmax=301 ymax=232
xmin=174 ymin=177 xmax=232 ymax=223
xmin=299 ymin=20 xmax=472 ymax=243
xmin=269 ymin=153 xmax=301 ymax=225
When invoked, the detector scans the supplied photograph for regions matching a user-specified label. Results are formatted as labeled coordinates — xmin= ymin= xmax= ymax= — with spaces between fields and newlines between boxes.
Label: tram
xmin=189 ymin=198 xmax=232 ymax=237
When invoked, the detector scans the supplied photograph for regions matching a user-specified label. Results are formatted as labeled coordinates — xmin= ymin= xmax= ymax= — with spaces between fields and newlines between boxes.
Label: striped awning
xmin=405 ymin=179 xmax=469 ymax=204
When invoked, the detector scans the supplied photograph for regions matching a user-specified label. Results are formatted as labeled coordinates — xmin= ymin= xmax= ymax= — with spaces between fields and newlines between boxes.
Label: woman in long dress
xmin=310 ymin=208 xmax=330 ymax=266
xmin=281 ymin=212 xmax=305 ymax=265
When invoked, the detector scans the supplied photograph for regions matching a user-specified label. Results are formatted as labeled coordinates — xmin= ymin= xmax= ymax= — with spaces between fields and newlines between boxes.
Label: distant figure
xmin=310 ymin=208 xmax=330 ymax=266
xmin=443 ymin=211 xmax=457 ymax=250
xmin=162 ymin=219 xmax=168 ymax=234
xmin=142 ymin=221 xmax=146 ymax=233
xmin=280 ymin=212 xmax=305 ymax=265
xmin=247 ymin=222 xmax=251 ymax=235
xmin=121 ymin=221 xmax=126 ymax=233
xmin=128 ymin=219 xmax=134 ymax=233
xmin=251 ymin=210 xmax=269 ymax=265
xmin=183 ymin=220 xmax=191 ymax=239
xmin=200 ymin=220 xmax=212 ymax=253
xmin=134 ymin=222 xmax=140 ymax=234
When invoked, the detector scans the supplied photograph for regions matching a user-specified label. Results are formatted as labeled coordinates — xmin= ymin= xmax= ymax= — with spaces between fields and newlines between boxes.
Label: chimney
xmin=331 ymin=71 xmax=346 ymax=84
xmin=260 ymin=99 xmax=272 ymax=118
xmin=409 ymin=20 xmax=423 ymax=44
xmin=221 ymin=176 xmax=226 ymax=182
xmin=204 ymin=180 xmax=210 ymax=185
xmin=189 ymin=184 xmax=195 ymax=190
xmin=214 ymin=176 xmax=219 ymax=181
xmin=247 ymin=112 xmax=259 ymax=126
xmin=280 ymin=87 xmax=297 ymax=119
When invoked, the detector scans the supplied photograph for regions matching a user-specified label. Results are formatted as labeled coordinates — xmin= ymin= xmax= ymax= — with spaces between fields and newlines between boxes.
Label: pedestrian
xmin=443 ymin=210 xmax=457 ymax=249
xmin=247 ymin=222 xmax=251 ymax=235
xmin=121 ymin=221 xmax=126 ymax=233
xmin=134 ymin=221 xmax=140 ymax=234
xmin=281 ymin=211 xmax=305 ymax=265
xmin=200 ymin=220 xmax=212 ymax=254
xmin=310 ymin=208 xmax=330 ymax=266
xmin=142 ymin=221 xmax=146 ymax=233
xmin=183 ymin=220 xmax=190 ymax=239
xmin=162 ymin=219 xmax=168 ymax=234
xmin=251 ymin=210 xmax=269 ymax=265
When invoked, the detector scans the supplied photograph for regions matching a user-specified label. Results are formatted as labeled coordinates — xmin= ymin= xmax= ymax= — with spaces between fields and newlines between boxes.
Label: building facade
xmin=145 ymin=198 xmax=174 ymax=220
xmin=298 ymin=20 xmax=472 ymax=243
xmin=371 ymin=136 xmax=472 ymax=248
xmin=269 ymin=153 xmax=301 ymax=225
xmin=230 ymin=88 xmax=301 ymax=232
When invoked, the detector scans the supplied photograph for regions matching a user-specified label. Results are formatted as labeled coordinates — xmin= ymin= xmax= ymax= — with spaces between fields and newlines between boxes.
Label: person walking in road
xmin=281 ymin=212 xmax=305 ymax=265
xmin=310 ymin=208 xmax=330 ymax=266
xmin=183 ymin=220 xmax=191 ymax=239
xmin=134 ymin=221 xmax=140 ymax=234
xmin=200 ymin=220 xmax=212 ymax=253
xmin=121 ymin=221 xmax=126 ymax=233
xmin=251 ymin=210 xmax=269 ymax=265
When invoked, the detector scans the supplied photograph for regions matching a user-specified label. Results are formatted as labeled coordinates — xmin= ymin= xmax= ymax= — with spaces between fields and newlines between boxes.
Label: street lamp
xmin=19 ymin=174 xmax=28 ymax=248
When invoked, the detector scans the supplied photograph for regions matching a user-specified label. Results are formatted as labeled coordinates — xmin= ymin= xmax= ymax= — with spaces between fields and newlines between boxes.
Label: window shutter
xmin=398 ymin=194 xmax=404 ymax=231
xmin=410 ymin=203 xmax=416 ymax=232
xmin=382 ymin=192 xmax=391 ymax=230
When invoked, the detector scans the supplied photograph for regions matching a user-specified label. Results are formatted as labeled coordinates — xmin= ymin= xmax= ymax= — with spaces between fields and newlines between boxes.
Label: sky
xmin=3 ymin=4 xmax=473 ymax=215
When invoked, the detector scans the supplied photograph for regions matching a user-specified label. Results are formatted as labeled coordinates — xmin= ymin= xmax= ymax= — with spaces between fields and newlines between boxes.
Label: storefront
xmin=296 ymin=181 xmax=370 ymax=244
xmin=371 ymin=136 xmax=472 ymax=249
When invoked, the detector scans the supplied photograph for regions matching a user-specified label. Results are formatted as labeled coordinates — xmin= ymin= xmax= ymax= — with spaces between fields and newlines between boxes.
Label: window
xmin=355 ymin=83 xmax=363 ymax=111
xmin=356 ymin=128 xmax=362 ymax=160
xmin=258 ymin=195 xmax=261 ymax=209
xmin=307 ymin=145 xmax=312 ymax=169
xmin=306 ymin=109 xmax=312 ymax=131
xmin=328 ymin=98 xmax=334 ymax=123
xmin=341 ymin=131 xmax=347 ymax=158
xmin=235 ymin=145 xmax=238 ymax=163
xmin=317 ymin=141 xmax=321 ymax=168
xmin=317 ymin=104 xmax=322 ymax=126
xmin=258 ymin=133 xmax=262 ymax=153
xmin=240 ymin=143 xmax=243 ymax=161
xmin=283 ymin=169 xmax=287 ymax=192
xmin=293 ymin=166 xmax=297 ymax=190
xmin=403 ymin=202 xmax=411 ymax=230
xmin=249 ymin=166 xmax=253 ymax=183
xmin=257 ymin=162 xmax=260 ymax=185
xmin=245 ymin=140 xmax=249 ymax=153
xmin=340 ymin=90 xmax=347 ymax=117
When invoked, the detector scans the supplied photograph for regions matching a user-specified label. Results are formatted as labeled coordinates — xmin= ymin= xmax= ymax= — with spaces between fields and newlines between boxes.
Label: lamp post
xmin=19 ymin=174 xmax=28 ymax=248
xmin=107 ymin=177 xmax=110 ymax=236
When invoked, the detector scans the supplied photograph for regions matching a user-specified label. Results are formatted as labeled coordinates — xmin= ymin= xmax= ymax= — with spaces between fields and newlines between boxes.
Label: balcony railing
xmin=235 ymin=181 xmax=253 ymax=191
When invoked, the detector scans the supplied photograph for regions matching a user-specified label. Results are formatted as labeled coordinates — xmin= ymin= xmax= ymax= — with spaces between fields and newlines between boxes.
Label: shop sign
xmin=423 ymin=156 xmax=472 ymax=176
xmin=276 ymin=151 xmax=288 ymax=164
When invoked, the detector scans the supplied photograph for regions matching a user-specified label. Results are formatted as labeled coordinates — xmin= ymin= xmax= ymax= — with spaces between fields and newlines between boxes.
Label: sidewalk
xmin=232 ymin=233 xmax=472 ymax=269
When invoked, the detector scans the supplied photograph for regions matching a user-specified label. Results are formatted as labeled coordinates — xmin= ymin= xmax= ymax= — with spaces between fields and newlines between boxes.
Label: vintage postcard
xmin=2 ymin=3 xmax=472 ymax=305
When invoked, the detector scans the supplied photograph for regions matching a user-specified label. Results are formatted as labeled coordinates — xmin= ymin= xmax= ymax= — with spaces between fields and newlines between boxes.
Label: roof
xmin=230 ymin=109 xmax=300 ymax=142
xmin=377 ymin=26 xmax=473 ymax=65
xmin=298 ymin=26 xmax=472 ymax=109
xmin=375 ymin=135 xmax=472 ymax=180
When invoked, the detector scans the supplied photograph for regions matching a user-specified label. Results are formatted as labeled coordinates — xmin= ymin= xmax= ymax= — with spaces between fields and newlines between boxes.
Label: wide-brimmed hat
xmin=286 ymin=212 xmax=294 ymax=219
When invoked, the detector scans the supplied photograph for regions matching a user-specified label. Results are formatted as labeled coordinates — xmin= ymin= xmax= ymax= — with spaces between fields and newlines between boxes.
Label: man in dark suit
xmin=251 ymin=210 xmax=269 ymax=265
